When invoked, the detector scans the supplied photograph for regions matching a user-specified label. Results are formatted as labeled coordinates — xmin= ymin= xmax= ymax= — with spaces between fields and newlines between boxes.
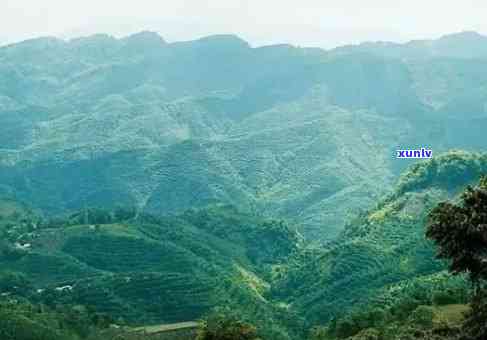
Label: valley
xmin=1 ymin=31 xmax=487 ymax=339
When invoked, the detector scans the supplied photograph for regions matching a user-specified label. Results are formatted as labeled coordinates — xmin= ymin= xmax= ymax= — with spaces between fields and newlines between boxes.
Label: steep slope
xmin=1 ymin=32 xmax=487 ymax=240
xmin=334 ymin=31 xmax=487 ymax=60
xmin=273 ymin=151 xmax=487 ymax=325
xmin=2 ymin=152 xmax=486 ymax=339
xmin=0 ymin=204 xmax=299 ymax=336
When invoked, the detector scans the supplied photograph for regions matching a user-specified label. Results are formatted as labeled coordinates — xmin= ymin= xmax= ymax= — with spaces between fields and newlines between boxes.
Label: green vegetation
xmin=270 ymin=152 xmax=487 ymax=325
xmin=309 ymin=175 xmax=487 ymax=340
xmin=426 ymin=176 xmax=487 ymax=340
xmin=2 ymin=32 xmax=487 ymax=241
xmin=0 ymin=202 xmax=302 ymax=339
xmin=2 ymin=31 xmax=487 ymax=339
xmin=395 ymin=151 xmax=487 ymax=196
xmin=308 ymin=275 xmax=470 ymax=340
xmin=1 ymin=151 xmax=485 ymax=339
xmin=197 ymin=314 xmax=261 ymax=340
xmin=0 ymin=297 xmax=116 ymax=340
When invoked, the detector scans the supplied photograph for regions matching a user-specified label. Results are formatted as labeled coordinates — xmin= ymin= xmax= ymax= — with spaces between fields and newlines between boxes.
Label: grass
xmin=0 ymin=205 xmax=300 ymax=328
xmin=236 ymin=265 xmax=270 ymax=301
xmin=433 ymin=304 xmax=470 ymax=326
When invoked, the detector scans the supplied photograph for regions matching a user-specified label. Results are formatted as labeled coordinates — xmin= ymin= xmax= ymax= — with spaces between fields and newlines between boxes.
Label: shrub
xmin=432 ymin=291 xmax=459 ymax=306
xmin=197 ymin=314 xmax=261 ymax=340
xmin=409 ymin=306 xmax=434 ymax=328
xmin=350 ymin=328 xmax=380 ymax=340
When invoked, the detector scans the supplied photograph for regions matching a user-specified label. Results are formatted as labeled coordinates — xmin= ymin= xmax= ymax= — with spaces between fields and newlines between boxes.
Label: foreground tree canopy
xmin=427 ymin=176 xmax=487 ymax=340
xmin=427 ymin=176 xmax=487 ymax=283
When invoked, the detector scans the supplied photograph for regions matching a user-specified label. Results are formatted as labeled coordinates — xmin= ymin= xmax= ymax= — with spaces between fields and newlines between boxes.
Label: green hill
xmin=0 ymin=204 xmax=301 ymax=338
xmin=273 ymin=151 xmax=487 ymax=325
xmin=2 ymin=31 xmax=487 ymax=339
xmin=1 ymin=151 xmax=486 ymax=339
xmin=2 ymin=32 xmax=487 ymax=240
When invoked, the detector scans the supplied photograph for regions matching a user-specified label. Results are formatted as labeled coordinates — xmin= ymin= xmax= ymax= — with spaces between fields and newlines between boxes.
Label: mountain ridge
xmin=1 ymin=30 xmax=487 ymax=240
xmin=3 ymin=30 xmax=487 ymax=52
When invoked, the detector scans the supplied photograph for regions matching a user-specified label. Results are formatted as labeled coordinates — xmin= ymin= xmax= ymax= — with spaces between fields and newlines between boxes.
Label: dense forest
xmin=1 ymin=152 xmax=487 ymax=339
xmin=1 ymin=31 xmax=487 ymax=339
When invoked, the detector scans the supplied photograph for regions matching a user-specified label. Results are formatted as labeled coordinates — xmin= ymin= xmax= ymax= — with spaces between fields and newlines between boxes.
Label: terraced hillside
xmin=0 ymin=204 xmax=300 ymax=337
xmin=273 ymin=151 xmax=487 ymax=325
xmin=1 ymin=151 xmax=486 ymax=339
xmin=2 ymin=32 xmax=487 ymax=239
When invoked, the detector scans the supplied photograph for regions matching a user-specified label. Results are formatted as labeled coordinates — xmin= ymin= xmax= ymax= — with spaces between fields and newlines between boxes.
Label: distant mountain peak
xmin=439 ymin=30 xmax=486 ymax=41
xmin=332 ymin=30 xmax=487 ymax=60
xmin=396 ymin=150 xmax=487 ymax=195
xmin=1 ymin=36 xmax=65 ymax=50
xmin=122 ymin=31 xmax=167 ymax=45
xmin=430 ymin=31 xmax=487 ymax=58
xmin=68 ymin=33 xmax=120 ymax=49
xmin=193 ymin=34 xmax=250 ymax=48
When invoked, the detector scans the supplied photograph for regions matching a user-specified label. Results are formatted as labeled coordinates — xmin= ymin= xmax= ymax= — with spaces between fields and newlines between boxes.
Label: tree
xmin=462 ymin=289 xmax=487 ymax=340
xmin=409 ymin=306 xmax=434 ymax=328
xmin=426 ymin=176 xmax=487 ymax=285
xmin=0 ymin=271 xmax=31 ymax=294
xmin=427 ymin=176 xmax=487 ymax=340
xmin=196 ymin=314 xmax=261 ymax=340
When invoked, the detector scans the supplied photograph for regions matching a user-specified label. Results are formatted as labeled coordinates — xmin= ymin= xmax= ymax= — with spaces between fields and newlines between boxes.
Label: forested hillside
xmin=0 ymin=202 xmax=304 ymax=339
xmin=1 ymin=151 xmax=487 ymax=339
xmin=2 ymin=32 xmax=487 ymax=239
xmin=273 ymin=151 xmax=487 ymax=324
xmin=2 ymin=31 xmax=487 ymax=340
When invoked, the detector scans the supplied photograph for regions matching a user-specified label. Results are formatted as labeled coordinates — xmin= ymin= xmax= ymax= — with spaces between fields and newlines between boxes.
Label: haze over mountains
xmin=1 ymin=29 xmax=487 ymax=340
xmin=1 ymin=31 xmax=487 ymax=240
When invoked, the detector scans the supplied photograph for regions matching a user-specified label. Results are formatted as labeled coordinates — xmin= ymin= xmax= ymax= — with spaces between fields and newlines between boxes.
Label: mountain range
xmin=1 ymin=31 xmax=487 ymax=240
xmin=1 ymin=30 xmax=487 ymax=339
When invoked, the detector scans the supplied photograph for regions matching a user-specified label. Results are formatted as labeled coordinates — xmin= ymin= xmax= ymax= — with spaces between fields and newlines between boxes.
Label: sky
xmin=1 ymin=0 xmax=487 ymax=48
